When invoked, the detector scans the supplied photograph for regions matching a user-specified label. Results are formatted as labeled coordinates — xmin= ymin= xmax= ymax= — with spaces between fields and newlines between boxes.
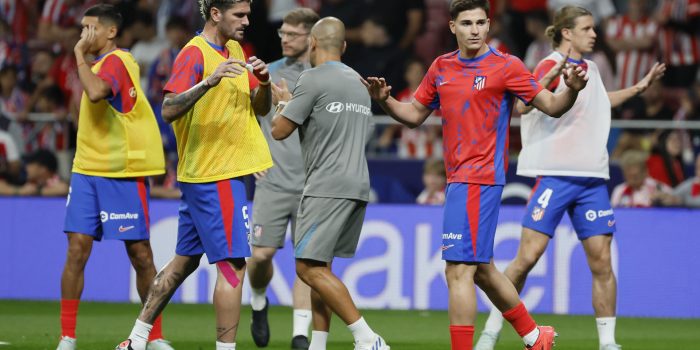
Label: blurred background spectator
xmin=0 ymin=149 xmax=68 ymax=196
xmin=672 ymin=153 xmax=700 ymax=206
xmin=0 ymin=0 xmax=697 ymax=208
xmin=647 ymin=130 xmax=687 ymax=186
xmin=612 ymin=150 xmax=678 ymax=207
xmin=416 ymin=158 xmax=446 ymax=205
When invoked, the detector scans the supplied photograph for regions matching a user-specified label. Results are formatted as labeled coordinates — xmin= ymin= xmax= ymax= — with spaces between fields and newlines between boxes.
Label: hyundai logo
xmin=326 ymin=102 xmax=344 ymax=113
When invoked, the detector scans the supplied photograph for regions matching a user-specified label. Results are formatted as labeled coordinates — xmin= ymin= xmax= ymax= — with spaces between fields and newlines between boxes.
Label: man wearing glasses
xmin=246 ymin=7 xmax=319 ymax=350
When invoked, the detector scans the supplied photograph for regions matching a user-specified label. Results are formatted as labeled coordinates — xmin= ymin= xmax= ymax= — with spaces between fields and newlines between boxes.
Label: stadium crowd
xmin=0 ymin=0 xmax=699 ymax=207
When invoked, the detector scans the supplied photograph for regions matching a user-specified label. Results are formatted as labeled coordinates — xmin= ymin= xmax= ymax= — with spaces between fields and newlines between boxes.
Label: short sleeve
xmin=414 ymin=60 xmax=440 ymax=110
xmin=505 ymin=56 xmax=544 ymax=103
xmin=96 ymin=55 xmax=129 ymax=99
xmin=532 ymin=59 xmax=560 ymax=91
xmin=164 ymin=46 xmax=204 ymax=95
xmin=281 ymin=71 xmax=318 ymax=125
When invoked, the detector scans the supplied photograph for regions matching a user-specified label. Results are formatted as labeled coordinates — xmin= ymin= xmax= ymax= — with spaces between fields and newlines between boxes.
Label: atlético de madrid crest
xmin=531 ymin=206 xmax=545 ymax=222
xmin=473 ymin=75 xmax=486 ymax=91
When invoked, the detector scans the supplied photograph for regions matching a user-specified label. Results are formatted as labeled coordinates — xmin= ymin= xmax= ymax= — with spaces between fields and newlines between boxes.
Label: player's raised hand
xmin=635 ymin=62 xmax=666 ymax=94
xmin=206 ymin=58 xmax=246 ymax=87
xmin=247 ymin=56 xmax=270 ymax=84
xmin=74 ymin=24 xmax=97 ymax=55
xmin=361 ymin=77 xmax=392 ymax=102
xmin=544 ymin=48 xmax=571 ymax=82
xmin=562 ymin=65 xmax=588 ymax=92
xmin=271 ymin=78 xmax=291 ymax=104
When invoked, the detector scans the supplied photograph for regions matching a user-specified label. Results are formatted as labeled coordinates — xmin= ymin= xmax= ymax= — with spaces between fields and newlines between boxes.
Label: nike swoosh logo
xmin=119 ymin=225 xmax=135 ymax=233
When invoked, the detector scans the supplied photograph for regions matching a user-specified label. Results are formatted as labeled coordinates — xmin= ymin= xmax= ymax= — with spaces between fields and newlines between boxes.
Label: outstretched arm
xmin=362 ymin=77 xmax=432 ymax=128
xmin=608 ymin=62 xmax=665 ymax=108
xmin=529 ymin=65 xmax=588 ymax=118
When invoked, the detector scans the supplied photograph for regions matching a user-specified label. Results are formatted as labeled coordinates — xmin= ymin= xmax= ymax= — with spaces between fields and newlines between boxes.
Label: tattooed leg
xmin=214 ymin=258 xmax=247 ymax=343
xmin=138 ymin=254 xmax=202 ymax=324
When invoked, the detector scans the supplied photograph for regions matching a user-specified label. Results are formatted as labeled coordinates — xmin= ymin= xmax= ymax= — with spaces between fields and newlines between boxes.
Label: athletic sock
xmin=215 ymin=341 xmax=236 ymax=350
xmin=596 ymin=317 xmax=617 ymax=346
xmin=60 ymin=299 xmax=80 ymax=338
xmin=522 ymin=327 xmax=541 ymax=348
xmin=293 ymin=309 xmax=312 ymax=337
xmin=309 ymin=330 xmax=328 ymax=350
xmin=483 ymin=306 xmax=504 ymax=334
xmin=347 ymin=317 xmax=375 ymax=344
xmin=502 ymin=302 xmax=538 ymax=346
xmin=449 ymin=325 xmax=474 ymax=350
xmin=148 ymin=315 xmax=163 ymax=341
xmin=250 ymin=287 xmax=267 ymax=311
xmin=128 ymin=319 xmax=152 ymax=350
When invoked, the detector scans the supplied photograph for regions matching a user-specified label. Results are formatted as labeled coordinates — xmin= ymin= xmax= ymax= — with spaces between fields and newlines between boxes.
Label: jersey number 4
xmin=537 ymin=188 xmax=553 ymax=209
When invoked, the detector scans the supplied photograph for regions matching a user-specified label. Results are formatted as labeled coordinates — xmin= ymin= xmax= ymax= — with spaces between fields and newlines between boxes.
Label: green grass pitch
xmin=0 ymin=300 xmax=698 ymax=349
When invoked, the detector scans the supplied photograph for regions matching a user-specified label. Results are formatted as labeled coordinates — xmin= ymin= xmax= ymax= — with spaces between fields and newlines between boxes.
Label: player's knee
xmin=250 ymin=247 xmax=275 ymax=263
xmin=513 ymin=251 xmax=540 ymax=272
xmin=66 ymin=245 xmax=90 ymax=267
xmin=589 ymin=257 xmax=613 ymax=277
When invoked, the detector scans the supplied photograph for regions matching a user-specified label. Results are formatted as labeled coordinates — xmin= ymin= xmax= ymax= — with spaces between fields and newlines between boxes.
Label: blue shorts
xmin=64 ymin=173 xmax=150 ymax=241
xmin=176 ymin=178 xmax=251 ymax=264
xmin=522 ymin=176 xmax=616 ymax=240
xmin=442 ymin=183 xmax=503 ymax=263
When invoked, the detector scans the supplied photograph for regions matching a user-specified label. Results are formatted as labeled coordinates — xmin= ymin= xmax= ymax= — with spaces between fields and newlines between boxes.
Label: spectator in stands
xmin=605 ymin=0 xmax=658 ymax=90
xmin=377 ymin=58 xmax=442 ymax=159
xmin=656 ymin=0 xmax=700 ymax=89
xmin=503 ymin=0 xmax=548 ymax=58
xmin=130 ymin=10 xmax=168 ymax=89
xmin=647 ymin=130 xmax=687 ymax=187
xmin=611 ymin=150 xmax=678 ymax=207
xmin=548 ymin=0 xmax=616 ymax=26
xmin=416 ymin=158 xmax=446 ymax=205
xmin=0 ymin=149 xmax=68 ymax=196
xmin=38 ymin=0 xmax=97 ymax=44
xmin=0 ymin=65 xmax=28 ymax=117
xmin=318 ymin=0 xmax=367 ymax=69
xmin=146 ymin=16 xmax=190 ymax=202
xmin=523 ymin=11 xmax=552 ymax=70
xmin=672 ymin=153 xmax=700 ymax=207
xmin=612 ymin=80 xmax=675 ymax=159
xmin=0 ymin=128 xmax=20 ymax=184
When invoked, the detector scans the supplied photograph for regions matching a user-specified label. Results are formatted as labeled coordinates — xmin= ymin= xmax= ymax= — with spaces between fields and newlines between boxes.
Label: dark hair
xmin=449 ymin=0 xmax=490 ymax=20
xmin=0 ymin=64 xmax=18 ymax=76
xmin=199 ymin=0 xmax=251 ymax=21
xmin=283 ymin=8 xmax=319 ymax=31
xmin=133 ymin=10 xmax=155 ymax=28
xmin=25 ymin=149 xmax=58 ymax=173
xmin=165 ymin=15 xmax=190 ymax=32
xmin=84 ymin=4 xmax=123 ymax=34
xmin=545 ymin=6 xmax=592 ymax=48
xmin=39 ymin=85 xmax=65 ymax=107
xmin=652 ymin=130 xmax=684 ymax=186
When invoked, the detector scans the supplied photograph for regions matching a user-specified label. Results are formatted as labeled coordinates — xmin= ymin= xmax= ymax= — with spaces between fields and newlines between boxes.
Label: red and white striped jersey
xmin=657 ymin=0 xmax=700 ymax=66
xmin=41 ymin=0 xmax=98 ymax=28
xmin=0 ymin=0 xmax=30 ymax=42
xmin=605 ymin=15 xmax=658 ymax=89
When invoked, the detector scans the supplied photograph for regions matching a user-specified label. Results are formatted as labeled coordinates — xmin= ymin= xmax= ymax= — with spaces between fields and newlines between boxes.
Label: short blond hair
xmin=619 ymin=150 xmax=648 ymax=170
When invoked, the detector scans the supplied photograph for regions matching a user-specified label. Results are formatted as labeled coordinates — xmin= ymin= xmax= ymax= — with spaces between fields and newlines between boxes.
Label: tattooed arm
xmin=162 ymin=58 xmax=247 ymax=124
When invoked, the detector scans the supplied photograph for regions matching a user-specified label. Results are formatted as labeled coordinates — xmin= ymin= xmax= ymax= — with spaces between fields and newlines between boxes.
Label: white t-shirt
xmin=0 ymin=130 xmax=20 ymax=162
xmin=517 ymin=51 xmax=612 ymax=179
xmin=611 ymin=177 xmax=673 ymax=207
